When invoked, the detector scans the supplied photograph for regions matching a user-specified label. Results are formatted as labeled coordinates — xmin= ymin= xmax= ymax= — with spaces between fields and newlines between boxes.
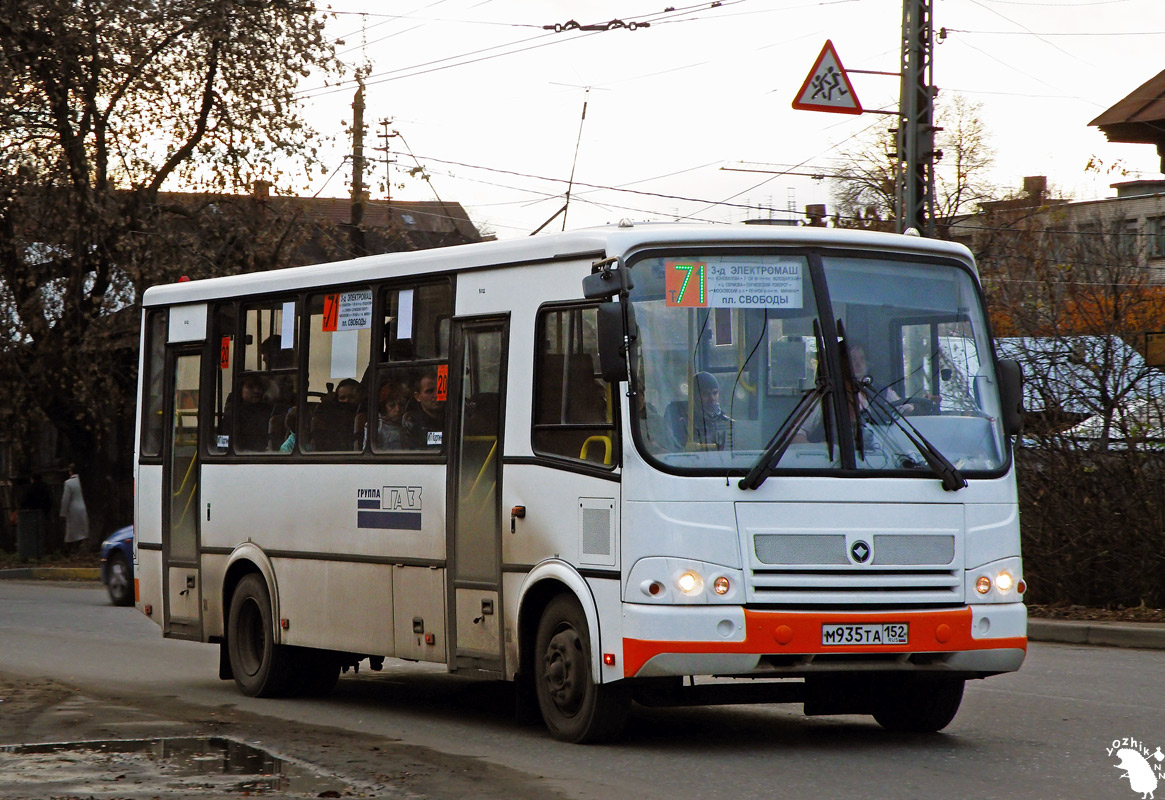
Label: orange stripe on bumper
xmin=623 ymin=607 xmax=1027 ymax=678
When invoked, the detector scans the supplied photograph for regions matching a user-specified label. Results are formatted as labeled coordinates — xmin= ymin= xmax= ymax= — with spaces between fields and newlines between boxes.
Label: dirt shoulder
xmin=0 ymin=674 xmax=571 ymax=800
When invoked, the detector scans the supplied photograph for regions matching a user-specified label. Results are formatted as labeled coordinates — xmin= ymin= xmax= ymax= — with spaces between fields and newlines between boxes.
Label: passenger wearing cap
xmin=665 ymin=371 xmax=733 ymax=450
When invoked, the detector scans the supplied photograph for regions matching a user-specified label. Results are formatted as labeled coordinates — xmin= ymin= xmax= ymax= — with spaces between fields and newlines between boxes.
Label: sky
xmin=294 ymin=0 xmax=1165 ymax=239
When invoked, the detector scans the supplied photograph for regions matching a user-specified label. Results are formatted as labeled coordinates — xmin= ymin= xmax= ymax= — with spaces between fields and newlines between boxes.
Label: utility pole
xmin=896 ymin=0 xmax=937 ymax=235
xmin=349 ymin=75 xmax=368 ymax=257
xmin=377 ymin=118 xmax=398 ymax=204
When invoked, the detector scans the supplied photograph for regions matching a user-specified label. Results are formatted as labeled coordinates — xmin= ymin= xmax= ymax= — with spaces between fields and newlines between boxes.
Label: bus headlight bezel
xmin=626 ymin=557 xmax=744 ymax=605
xmin=967 ymin=557 xmax=1024 ymax=603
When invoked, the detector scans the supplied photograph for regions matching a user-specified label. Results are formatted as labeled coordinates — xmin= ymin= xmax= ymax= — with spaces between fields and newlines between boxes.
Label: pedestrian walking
xmin=59 ymin=464 xmax=89 ymax=552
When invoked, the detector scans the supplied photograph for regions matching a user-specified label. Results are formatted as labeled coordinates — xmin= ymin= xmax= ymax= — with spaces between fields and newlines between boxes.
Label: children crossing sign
xmin=792 ymin=40 xmax=862 ymax=115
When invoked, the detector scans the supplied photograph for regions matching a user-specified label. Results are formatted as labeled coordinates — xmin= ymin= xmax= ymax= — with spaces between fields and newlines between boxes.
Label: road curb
xmin=0 ymin=567 xmax=101 ymax=581
xmin=1028 ymin=618 xmax=1165 ymax=650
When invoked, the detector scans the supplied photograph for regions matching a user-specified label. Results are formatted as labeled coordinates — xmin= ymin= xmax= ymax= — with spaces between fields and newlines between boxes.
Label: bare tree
xmin=830 ymin=94 xmax=999 ymax=234
xmin=0 ymin=0 xmax=341 ymax=542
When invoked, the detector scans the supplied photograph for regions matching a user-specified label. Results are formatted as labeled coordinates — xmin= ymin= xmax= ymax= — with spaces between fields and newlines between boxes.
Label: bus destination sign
xmin=665 ymin=260 xmax=802 ymax=309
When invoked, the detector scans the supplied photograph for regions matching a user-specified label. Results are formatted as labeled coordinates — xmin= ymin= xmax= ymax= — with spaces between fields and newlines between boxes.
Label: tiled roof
xmin=1090 ymin=68 xmax=1165 ymax=144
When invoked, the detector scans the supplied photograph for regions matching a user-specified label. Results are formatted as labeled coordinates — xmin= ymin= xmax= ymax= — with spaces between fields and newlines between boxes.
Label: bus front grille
xmin=747 ymin=567 xmax=962 ymax=606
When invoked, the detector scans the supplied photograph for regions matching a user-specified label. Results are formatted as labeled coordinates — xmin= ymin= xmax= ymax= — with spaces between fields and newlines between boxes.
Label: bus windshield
xmin=629 ymin=250 xmax=1008 ymax=476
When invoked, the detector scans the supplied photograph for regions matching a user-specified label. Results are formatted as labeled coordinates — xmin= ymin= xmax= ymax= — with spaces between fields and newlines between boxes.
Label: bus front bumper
xmin=621 ymin=603 xmax=1027 ymax=679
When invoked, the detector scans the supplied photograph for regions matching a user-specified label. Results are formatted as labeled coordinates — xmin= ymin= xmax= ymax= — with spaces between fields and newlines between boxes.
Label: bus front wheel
xmin=227 ymin=573 xmax=294 ymax=697
xmin=533 ymin=594 xmax=629 ymax=743
xmin=872 ymin=677 xmax=965 ymax=733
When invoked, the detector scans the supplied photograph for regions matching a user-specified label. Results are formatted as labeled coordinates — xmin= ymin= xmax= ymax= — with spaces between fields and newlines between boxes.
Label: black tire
xmin=227 ymin=574 xmax=294 ymax=697
xmin=533 ymin=594 xmax=629 ymax=743
xmin=105 ymin=552 xmax=134 ymax=607
xmin=872 ymin=677 xmax=965 ymax=733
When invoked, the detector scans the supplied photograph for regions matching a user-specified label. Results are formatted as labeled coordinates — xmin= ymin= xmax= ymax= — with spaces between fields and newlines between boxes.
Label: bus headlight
xmin=677 ymin=570 xmax=704 ymax=595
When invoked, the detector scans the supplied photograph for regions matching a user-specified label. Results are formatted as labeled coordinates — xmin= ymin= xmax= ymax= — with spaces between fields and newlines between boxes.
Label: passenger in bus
xmin=310 ymin=378 xmax=362 ymax=451
xmin=224 ymin=373 xmax=275 ymax=452
xmin=279 ymin=407 xmax=298 ymax=453
xmin=850 ymin=345 xmax=905 ymax=407
xmin=402 ymin=369 xmax=445 ymax=448
xmin=664 ymin=371 xmax=733 ymax=450
xmin=368 ymin=380 xmax=410 ymax=450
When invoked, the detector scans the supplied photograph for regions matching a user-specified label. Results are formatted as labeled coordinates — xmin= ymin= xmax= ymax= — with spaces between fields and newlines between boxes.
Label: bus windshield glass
xmin=629 ymin=251 xmax=1007 ymax=476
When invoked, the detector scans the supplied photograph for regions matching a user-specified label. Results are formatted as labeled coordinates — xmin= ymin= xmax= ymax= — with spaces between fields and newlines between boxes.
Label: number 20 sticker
xmin=435 ymin=364 xmax=449 ymax=402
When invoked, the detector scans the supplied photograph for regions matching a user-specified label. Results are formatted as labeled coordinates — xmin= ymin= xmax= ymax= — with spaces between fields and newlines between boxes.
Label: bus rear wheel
xmin=227 ymin=574 xmax=294 ymax=697
xmin=533 ymin=594 xmax=629 ymax=743
xmin=872 ymin=677 xmax=965 ymax=733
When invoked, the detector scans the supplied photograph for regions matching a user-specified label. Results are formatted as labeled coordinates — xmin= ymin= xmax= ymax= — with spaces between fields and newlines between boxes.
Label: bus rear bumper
xmin=621 ymin=603 xmax=1027 ymax=679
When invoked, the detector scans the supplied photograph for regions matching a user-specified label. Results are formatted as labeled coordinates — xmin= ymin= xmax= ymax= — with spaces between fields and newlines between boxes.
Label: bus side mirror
xmin=596 ymin=302 xmax=636 ymax=383
xmin=996 ymin=358 xmax=1024 ymax=435
xmin=583 ymin=257 xmax=634 ymax=300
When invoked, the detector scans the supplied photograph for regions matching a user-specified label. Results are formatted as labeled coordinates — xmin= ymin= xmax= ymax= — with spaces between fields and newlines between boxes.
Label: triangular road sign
xmin=792 ymin=40 xmax=862 ymax=115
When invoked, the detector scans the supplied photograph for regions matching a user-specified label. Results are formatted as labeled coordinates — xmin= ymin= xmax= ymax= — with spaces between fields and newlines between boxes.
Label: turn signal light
xmin=975 ymin=576 xmax=992 ymax=594
xmin=713 ymin=576 xmax=731 ymax=595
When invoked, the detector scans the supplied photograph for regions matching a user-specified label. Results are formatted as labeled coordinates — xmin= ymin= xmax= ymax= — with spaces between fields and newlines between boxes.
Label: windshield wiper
xmin=739 ymin=322 xmax=833 ymax=491
xmin=835 ymin=321 xmax=865 ymax=461
xmin=859 ymin=383 xmax=968 ymax=492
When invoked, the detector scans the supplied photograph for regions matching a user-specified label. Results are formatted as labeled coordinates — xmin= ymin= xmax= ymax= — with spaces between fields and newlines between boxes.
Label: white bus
xmin=134 ymin=223 xmax=1026 ymax=742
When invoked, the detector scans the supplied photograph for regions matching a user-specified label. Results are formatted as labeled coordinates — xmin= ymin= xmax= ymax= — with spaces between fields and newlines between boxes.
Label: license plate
xmin=821 ymin=623 xmax=909 ymax=646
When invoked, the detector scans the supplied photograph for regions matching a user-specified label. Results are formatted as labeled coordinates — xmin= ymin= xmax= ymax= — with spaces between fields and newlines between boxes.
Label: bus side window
xmin=210 ymin=303 xmax=235 ymax=455
xmin=374 ymin=281 xmax=452 ymax=455
xmin=226 ymin=299 xmax=299 ymax=454
xmin=140 ymin=309 xmax=168 ymax=458
xmin=532 ymin=304 xmax=618 ymax=466
xmin=302 ymin=290 xmax=372 ymax=453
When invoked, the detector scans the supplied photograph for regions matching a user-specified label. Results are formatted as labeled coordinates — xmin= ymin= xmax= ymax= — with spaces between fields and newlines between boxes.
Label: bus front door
xmin=447 ymin=317 xmax=508 ymax=675
xmin=162 ymin=348 xmax=203 ymax=640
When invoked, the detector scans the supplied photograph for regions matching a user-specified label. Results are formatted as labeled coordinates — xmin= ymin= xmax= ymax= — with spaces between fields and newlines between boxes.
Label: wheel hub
xmin=543 ymin=627 xmax=584 ymax=714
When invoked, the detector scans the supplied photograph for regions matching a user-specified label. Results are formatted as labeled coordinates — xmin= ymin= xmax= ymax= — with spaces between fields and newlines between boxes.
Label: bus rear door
xmin=447 ymin=317 xmax=508 ymax=675
xmin=162 ymin=345 xmax=203 ymax=639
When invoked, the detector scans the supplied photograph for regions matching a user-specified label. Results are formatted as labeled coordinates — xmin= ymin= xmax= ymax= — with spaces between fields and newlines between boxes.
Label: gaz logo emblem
xmin=850 ymin=540 xmax=871 ymax=564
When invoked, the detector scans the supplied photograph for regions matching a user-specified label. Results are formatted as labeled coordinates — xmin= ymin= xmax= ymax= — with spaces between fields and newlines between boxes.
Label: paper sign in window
xmin=331 ymin=330 xmax=359 ymax=378
xmin=281 ymin=301 xmax=295 ymax=347
xmin=397 ymin=289 xmax=415 ymax=340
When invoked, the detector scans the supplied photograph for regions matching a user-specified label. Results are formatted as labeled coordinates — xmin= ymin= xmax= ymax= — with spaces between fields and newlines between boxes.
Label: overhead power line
xmin=303 ymin=0 xmax=751 ymax=99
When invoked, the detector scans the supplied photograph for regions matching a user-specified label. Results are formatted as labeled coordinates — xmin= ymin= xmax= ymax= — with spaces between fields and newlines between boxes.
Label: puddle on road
xmin=0 ymin=736 xmax=350 ymax=796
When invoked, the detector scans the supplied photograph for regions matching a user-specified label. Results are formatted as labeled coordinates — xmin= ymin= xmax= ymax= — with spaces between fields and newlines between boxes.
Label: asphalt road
xmin=1 ymin=580 xmax=1163 ymax=800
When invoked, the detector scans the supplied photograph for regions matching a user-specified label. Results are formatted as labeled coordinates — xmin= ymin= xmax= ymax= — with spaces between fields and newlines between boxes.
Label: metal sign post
xmin=897 ymin=0 xmax=936 ymax=236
